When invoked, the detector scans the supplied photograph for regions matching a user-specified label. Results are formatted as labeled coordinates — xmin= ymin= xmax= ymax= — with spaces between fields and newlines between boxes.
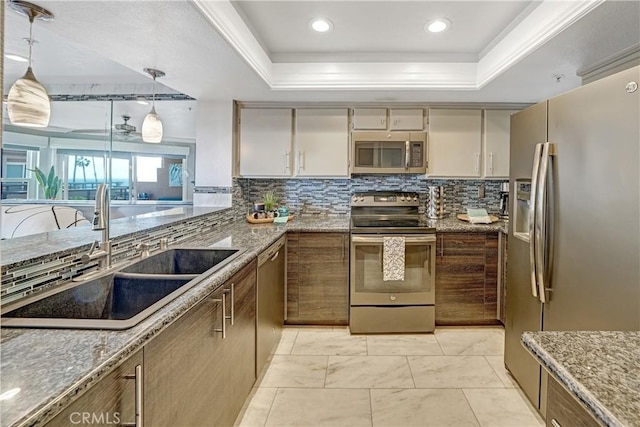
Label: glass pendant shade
xmin=7 ymin=66 xmax=51 ymax=128
xmin=142 ymin=106 xmax=163 ymax=143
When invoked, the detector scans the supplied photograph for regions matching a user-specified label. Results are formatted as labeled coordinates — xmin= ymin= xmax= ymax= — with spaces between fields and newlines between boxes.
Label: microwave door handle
xmin=528 ymin=143 xmax=543 ymax=298
xmin=405 ymin=141 xmax=410 ymax=169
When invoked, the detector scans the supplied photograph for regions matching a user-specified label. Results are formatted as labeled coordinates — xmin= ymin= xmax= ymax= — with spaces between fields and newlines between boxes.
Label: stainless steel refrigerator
xmin=504 ymin=65 xmax=640 ymax=417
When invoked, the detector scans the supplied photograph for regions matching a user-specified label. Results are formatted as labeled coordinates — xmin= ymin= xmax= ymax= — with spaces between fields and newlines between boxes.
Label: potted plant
xmin=263 ymin=191 xmax=279 ymax=217
xmin=29 ymin=166 xmax=62 ymax=200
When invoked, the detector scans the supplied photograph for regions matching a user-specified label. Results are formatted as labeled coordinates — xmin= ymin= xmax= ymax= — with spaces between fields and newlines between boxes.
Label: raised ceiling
xmin=3 ymin=0 xmax=640 ymax=105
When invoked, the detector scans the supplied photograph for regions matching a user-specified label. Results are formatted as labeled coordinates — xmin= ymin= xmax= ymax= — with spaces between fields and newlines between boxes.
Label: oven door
xmin=350 ymin=234 xmax=435 ymax=305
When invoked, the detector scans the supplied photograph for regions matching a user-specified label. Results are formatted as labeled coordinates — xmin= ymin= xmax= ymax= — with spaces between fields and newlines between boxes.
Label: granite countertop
xmin=426 ymin=215 xmax=506 ymax=233
xmin=522 ymin=331 xmax=640 ymax=427
xmin=1 ymin=213 xmax=502 ymax=427
xmin=0 ymin=216 xmax=348 ymax=427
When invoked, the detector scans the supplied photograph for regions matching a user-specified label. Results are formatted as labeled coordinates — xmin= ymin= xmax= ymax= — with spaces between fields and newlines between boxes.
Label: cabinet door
xmin=239 ymin=108 xmax=293 ymax=177
xmin=389 ymin=108 xmax=424 ymax=130
xmin=221 ymin=260 xmax=257 ymax=427
xmin=428 ymin=109 xmax=482 ymax=177
xmin=435 ymin=233 xmax=500 ymax=325
xmin=287 ymin=232 xmax=349 ymax=325
xmin=145 ymin=287 xmax=226 ymax=426
xmin=352 ymin=108 xmax=387 ymax=129
xmin=45 ymin=349 xmax=143 ymax=427
xmin=546 ymin=376 xmax=601 ymax=427
xmin=483 ymin=110 xmax=516 ymax=178
xmin=295 ymin=108 xmax=349 ymax=177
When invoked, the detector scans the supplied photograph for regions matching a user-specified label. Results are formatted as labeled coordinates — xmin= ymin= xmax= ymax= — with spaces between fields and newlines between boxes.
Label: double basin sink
xmin=1 ymin=247 xmax=243 ymax=330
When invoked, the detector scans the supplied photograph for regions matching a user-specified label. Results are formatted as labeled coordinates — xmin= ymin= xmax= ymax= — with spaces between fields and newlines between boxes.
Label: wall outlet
xmin=478 ymin=184 xmax=486 ymax=198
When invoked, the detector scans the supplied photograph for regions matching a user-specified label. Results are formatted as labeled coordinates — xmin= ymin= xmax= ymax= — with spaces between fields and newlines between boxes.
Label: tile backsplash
xmin=236 ymin=175 xmax=506 ymax=216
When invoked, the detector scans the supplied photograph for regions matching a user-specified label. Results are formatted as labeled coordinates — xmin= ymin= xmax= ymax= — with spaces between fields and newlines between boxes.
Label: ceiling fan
xmin=67 ymin=115 xmax=142 ymax=141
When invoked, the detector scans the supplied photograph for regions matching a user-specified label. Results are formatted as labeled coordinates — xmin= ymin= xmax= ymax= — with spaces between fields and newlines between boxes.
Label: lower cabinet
xmin=144 ymin=259 xmax=257 ymax=427
xmin=435 ymin=232 xmax=500 ymax=325
xmin=286 ymin=232 xmax=349 ymax=325
xmin=546 ymin=376 xmax=601 ymax=427
xmin=45 ymin=349 xmax=143 ymax=427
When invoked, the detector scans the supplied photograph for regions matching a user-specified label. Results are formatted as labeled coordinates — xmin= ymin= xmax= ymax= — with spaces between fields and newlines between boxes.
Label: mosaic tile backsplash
xmin=236 ymin=176 xmax=506 ymax=216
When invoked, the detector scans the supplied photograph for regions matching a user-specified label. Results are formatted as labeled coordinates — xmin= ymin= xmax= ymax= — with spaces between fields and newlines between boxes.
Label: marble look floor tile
xmin=408 ymin=355 xmax=504 ymax=388
xmin=274 ymin=330 xmax=298 ymax=355
xmin=266 ymin=388 xmax=372 ymax=426
xmin=325 ymin=356 xmax=414 ymax=388
xmin=435 ymin=328 xmax=505 ymax=356
xmin=371 ymin=389 xmax=480 ymax=426
xmin=366 ymin=334 xmax=443 ymax=356
xmin=235 ymin=387 xmax=277 ymax=427
xmin=257 ymin=355 xmax=328 ymax=388
xmin=292 ymin=330 xmax=367 ymax=356
xmin=463 ymin=389 xmax=545 ymax=427
xmin=484 ymin=356 xmax=519 ymax=388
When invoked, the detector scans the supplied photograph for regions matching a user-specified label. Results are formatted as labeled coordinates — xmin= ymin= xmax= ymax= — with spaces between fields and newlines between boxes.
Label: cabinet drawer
xmin=546 ymin=376 xmax=602 ymax=427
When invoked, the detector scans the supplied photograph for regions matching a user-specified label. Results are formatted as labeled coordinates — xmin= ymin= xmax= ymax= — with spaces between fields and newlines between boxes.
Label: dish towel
xmin=383 ymin=236 xmax=405 ymax=281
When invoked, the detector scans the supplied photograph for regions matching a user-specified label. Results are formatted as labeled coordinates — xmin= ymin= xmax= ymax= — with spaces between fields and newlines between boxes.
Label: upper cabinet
xmin=295 ymin=109 xmax=349 ymax=177
xmin=428 ymin=109 xmax=482 ymax=177
xmin=389 ymin=109 xmax=424 ymax=130
xmin=483 ymin=110 xmax=516 ymax=179
xmin=239 ymin=108 xmax=293 ymax=177
xmin=352 ymin=108 xmax=387 ymax=130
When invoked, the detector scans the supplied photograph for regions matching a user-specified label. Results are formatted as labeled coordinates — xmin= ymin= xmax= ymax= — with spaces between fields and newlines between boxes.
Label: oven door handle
xmin=351 ymin=235 xmax=436 ymax=244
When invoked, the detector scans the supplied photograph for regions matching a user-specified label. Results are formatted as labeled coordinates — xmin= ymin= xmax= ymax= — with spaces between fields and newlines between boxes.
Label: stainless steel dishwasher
xmin=256 ymin=236 xmax=286 ymax=376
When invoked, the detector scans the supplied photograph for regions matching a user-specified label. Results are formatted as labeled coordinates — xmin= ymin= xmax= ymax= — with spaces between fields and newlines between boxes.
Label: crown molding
xmin=191 ymin=0 xmax=605 ymax=91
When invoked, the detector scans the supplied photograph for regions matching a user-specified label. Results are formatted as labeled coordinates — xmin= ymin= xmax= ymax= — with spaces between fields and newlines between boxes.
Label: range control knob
xmin=390 ymin=294 xmax=397 ymax=301
xmin=352 ymin=196 xmax=357 ymax=203
xmin=413 ymin=195 xmax=418 ymax=201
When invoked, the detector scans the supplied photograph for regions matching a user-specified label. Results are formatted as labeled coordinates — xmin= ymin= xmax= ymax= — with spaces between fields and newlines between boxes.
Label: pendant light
xmin=142 ymin=68 xmax=165 ymax=143
xmin=7 ymin=1 xmax=54 ymax=128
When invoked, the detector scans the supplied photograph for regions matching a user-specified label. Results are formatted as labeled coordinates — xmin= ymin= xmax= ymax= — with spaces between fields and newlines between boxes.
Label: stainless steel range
xmin=349 ymin=192 xmax=436 ymax=334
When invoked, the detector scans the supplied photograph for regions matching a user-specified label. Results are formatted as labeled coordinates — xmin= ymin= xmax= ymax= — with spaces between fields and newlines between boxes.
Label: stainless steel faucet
xmin=82 ymin=183 xmax=111 ymax=269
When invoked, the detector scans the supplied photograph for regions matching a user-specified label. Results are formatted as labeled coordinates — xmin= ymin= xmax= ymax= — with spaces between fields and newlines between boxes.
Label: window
xmin=135 ymin=156 xmax=162 ymax=182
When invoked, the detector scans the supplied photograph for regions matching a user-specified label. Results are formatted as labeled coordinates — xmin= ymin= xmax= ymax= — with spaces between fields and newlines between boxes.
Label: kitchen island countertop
xmin=521 ymin=330 xmax=640 ymax=427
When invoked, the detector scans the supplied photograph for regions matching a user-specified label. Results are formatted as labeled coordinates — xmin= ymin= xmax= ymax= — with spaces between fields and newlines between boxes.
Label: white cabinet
xmin=239 ymin=109 xmax=293 ymax=177
xmin=427 ymin=109 xmax=482 ymax=177
xmin=295 ymin=109 xmax=349 ymax=177
xmin=483 ymin=110 xmax=516 ymax=178
xmin=352 ymin=108 xmax=387 ymax=130
xmin=389 ymin=109 xmax=424 ymax=130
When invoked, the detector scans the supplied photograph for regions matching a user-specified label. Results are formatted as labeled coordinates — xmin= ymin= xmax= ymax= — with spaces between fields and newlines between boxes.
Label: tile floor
xmin=235 ymin=326 xmax=544 ymax=427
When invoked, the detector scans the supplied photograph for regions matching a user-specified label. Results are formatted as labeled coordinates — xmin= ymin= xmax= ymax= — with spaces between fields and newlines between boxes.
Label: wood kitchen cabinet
xmin=295 ymin=108 xmax=349 ymax=177
xmin=546 ymin=376 xmax=601 ymax=427
xmin=45 ymin=349 xmax=143 ymax=427
xmin=352 ymin=108 xmax=387 ymax=129
xmin=286 ymin=232 xmax=349 ymax=325
xmin=435 ymin=232 xmax=500 ymax=325
xmin=428 ymin=109 xmax=483 ymax=177
xmin=239 ymin=108 xmax=293 ymax=177
xmin=144 ymin=259 xmax=257 ymax=427
xmin=483 ymin=110 xmax=517 ymax=178
xmin=389 ymin=108 xmax=424 ymax=130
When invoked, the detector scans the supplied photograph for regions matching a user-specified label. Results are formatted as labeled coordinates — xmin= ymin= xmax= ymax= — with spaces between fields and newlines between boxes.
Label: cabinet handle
xmin=475 ymin=153 xmax=480 ymax=173
xmin=225 ymin=284 xmax=235 ymax=326
xmin=270 ymin=250 xmax=280 ymax=262
xmin=122 ymin=364 xmax=143 ymax=427
xmin=550 ymin=419 xmax=562 ymax=427
xmin=214 ymin=293 xmax=226 ymax=339
xmin=298 ymin=151 xmax=305 ymax=173
xmin=342 ymin=235 xmax=345 ymax=260
xmin=489 ymin=152 xmax=494 ymax=174
xmin=284 ymin=151 xmax=290 ymax=174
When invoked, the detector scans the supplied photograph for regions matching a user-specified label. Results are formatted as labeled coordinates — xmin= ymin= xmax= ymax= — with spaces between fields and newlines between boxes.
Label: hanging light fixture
xmin=7 ymin=1 xmax=54 ymax=128
xmin=142 ymin=68 xmax=165 ymax=143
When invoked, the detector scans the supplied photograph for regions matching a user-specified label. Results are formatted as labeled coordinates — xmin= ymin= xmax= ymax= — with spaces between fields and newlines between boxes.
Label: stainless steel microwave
xmin=351 ymin=131 xmax=427 ymax=174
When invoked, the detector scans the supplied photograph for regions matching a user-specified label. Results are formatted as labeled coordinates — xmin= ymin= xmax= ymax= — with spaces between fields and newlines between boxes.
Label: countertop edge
xmin=521 ymin=332 xmax=621 ymax=427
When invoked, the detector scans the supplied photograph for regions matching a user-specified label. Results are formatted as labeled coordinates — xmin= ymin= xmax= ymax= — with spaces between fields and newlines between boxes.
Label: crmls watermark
xmin=69 ymin=412 xmax=121 ymax=425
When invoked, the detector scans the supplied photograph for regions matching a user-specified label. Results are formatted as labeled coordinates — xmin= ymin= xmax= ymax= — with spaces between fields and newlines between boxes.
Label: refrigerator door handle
xmin=535 ymin=142 xmax=556 ymax=303
xmin=528 ymin=143 xmax=543 ymax=298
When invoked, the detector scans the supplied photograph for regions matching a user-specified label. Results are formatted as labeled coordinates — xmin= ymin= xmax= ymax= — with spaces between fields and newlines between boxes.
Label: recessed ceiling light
xmin=309 ymin=18 xmax=333 ymax=33
xmin=425 ymin=18 xmax=451 ymax=33
xmin=5 ymin=53 xmax=28 ymax=63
